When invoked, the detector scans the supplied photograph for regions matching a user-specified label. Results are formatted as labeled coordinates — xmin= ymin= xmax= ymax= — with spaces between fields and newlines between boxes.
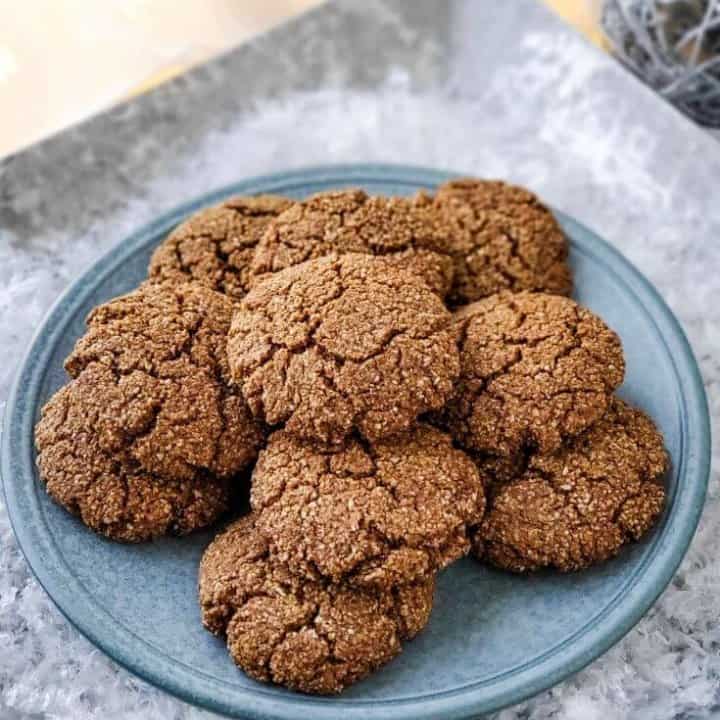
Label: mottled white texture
xmin=1 ymin=2 xmax=719 ymax=719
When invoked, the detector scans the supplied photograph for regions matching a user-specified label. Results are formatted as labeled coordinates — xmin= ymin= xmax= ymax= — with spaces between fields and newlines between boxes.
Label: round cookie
xmin=148 ymin=194 xmax=293 ymax=300
xmin=228 ymin=253 xmax=460 ymax=445
xmin=250 ymin=423 xmax=485 ymax=589
xmin=433 ymin=178 xmax=572 ymax=305
xmin=199 ymin=514 xmax=435 ymax=694
xmin=474 ymin=397 xmax=668 ymax=572
xmin=65 ymin=282 xmax=263 ymax=481
xmin=444 ymin=291 xmax=624 ymax=458
xmin=249 ymin=189 xmax=455 ymax=297
xmin=35 ymin=368 xmax=230 ymax=542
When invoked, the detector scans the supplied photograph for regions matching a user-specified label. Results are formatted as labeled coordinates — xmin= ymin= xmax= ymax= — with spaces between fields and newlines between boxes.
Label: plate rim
xmin=2 ymin=163 xmax=711 ymax=719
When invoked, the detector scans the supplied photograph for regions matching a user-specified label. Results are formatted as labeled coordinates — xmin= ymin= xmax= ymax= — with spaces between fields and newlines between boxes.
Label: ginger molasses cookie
xmin=228 ymin=253 xmax=460 ymax=445
xmin=444 ymin=291 xmax=624 ymax=458
xmin=35 ymin=368 xmax=230 ymax=542
xmin=65 ymin=282 xmax=263 ymax=481
xmin=199 ymin=514 xmax=435 ymax=694
xmin=474 ymin=397 xmax=668 ymax=572
xmin=250 ymin=424 xmax=485 ymax=590
xmin=433 ymin=178 xmax=572 ymax=306
xmin=249 ymin=189 xmax=455 ymax=297
xmin=148 ymin=195 xmax=293 ymax=300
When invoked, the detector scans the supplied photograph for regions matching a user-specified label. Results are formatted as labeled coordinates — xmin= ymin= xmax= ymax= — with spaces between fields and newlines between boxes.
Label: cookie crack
xmin=308 ymin=603 xmax=347 ymax=668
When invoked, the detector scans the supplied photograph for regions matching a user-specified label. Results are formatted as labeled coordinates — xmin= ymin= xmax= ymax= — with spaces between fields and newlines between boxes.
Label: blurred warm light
xmin=0 ymin=0 xmax=323 ymax=157
xmin=543 ymin=0 xmax=607 ymax=48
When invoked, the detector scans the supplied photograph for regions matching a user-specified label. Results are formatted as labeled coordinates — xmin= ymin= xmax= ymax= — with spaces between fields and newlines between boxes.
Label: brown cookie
xmin=249 ymin=189 xmax=455 ymax=297
xmin=250 ymin=424 xmax=485 ymax=590
xmin=474 ymin=397 xmax=668 ymax=572
xmin=35 ymin=368 xmax=231 ymax=542
xmin=433 ymin=178 xmax=572 ymax=305
xmin=228 ymin=253 xmax=460 ymax=445
xmin=444 ymin=291 xmax=624 ymax=458
xmin=199 ymin=514 xmax=434 ymax=695
xmin=64 ymin=282 xmax=264 ymax=481
xmin=148 ymin=195 xmax=293 ymax=300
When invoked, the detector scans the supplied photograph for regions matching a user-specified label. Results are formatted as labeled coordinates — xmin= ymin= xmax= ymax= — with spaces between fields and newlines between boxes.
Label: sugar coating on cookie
xmin=35 ymin=368 xmax=230 ymax=542
xmin=199 ymin=515 xmax=434 ymax=694
xmin=65 ymin=282 xmax=263 ymax=481
xmin=249 ymin=189 xmax=455 ymax=297
xmin=228 ymin=253 xmax=460 ymax=444
xmin=444 ymin=291 xmax=624 ymax=458
xmin=474 ymin=397 xmax=668 ymax=572
xmin=433 ymin=179 xmax=572 ymax=305
xmin=148 ymin=195 xmax=293 ymax=300
xmin=250 ymin=424 xmax=485 ymax=589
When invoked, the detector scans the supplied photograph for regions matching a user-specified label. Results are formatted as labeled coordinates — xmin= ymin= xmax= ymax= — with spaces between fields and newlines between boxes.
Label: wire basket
xmin=603 ymin=0 xmax=720 ymax=127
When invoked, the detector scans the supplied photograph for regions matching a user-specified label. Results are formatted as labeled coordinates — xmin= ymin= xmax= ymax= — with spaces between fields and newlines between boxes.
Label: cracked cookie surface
xmin=228 ymin=253 xmax=460 ymax=444
xmin=250 ymin=424 xmax=485 ymax=589
xmin=35 ymin=366 xmax=231 ymax=542
xmin=148 ymin=195 xmax=293 ymax=300
xmin=474 ymin=397 xmax=668 ymax=572
xmin=199 ymin=514 xmax=434 ymax=694
xmin=444 ymin=291 xmax=624 ymax=458
xmin=64 ymin=282 xmax=263 ymax=481
xmin=433 ymin=179 xmax=572 ymax=305
xmin=249 ymin=189 xmax=455 ymax=297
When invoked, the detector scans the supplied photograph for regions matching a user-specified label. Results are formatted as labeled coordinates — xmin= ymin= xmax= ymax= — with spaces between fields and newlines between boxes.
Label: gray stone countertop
xmin=1 ymin=1 xmax=719 ymax=718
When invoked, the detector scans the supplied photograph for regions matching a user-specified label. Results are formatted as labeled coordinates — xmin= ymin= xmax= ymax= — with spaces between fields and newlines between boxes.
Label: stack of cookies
xmin=35 ymin=180 xmax=668 ymax=695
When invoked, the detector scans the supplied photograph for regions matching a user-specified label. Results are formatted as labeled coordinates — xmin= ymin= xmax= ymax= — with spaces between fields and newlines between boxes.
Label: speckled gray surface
xmin=1 ymin=1 xmax=719 ymax=719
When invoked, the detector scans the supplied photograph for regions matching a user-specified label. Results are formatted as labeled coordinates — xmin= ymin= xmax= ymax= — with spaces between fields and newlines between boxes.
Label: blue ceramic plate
xmin=2 ymin=166 xmax=710 ymax=719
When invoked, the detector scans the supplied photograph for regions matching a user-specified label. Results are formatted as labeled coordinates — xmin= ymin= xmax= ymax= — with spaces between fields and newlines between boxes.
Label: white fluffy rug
xmin=1 ymin=27 xmax=719 ymax=720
